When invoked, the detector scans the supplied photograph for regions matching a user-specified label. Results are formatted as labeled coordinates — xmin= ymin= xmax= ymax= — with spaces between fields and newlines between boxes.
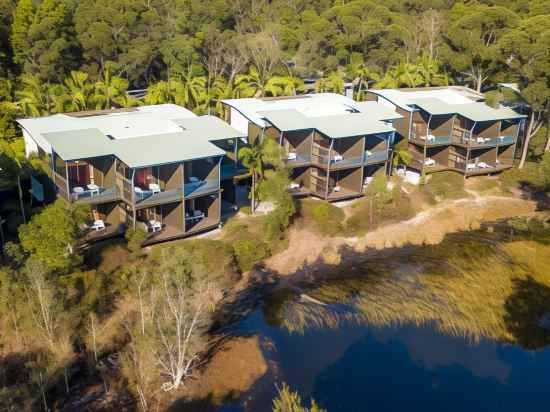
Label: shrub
xmin=301 ymin=200 xmax=345 ymax=237
xmin=424 ymin=171 xmax=466 ymax=200
xmin=124 ymin=228 xmax=147 ymax=259
xmin=233 ymin=239 xmax=270 ymax=272
xmin=499 ymin=161 xmax=544 ymax=192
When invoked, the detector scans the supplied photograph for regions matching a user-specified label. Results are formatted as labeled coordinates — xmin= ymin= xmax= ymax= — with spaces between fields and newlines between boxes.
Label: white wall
xmin=230 ymin=108 xmax=250 ymax=135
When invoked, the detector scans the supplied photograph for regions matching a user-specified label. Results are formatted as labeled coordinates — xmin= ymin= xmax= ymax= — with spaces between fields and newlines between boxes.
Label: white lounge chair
xmin=149 ymin=183 xmax=161 ymax=194
xmin=427 ymin=134 xmax=435 ymax=142
xmin=87 ymin=183 xmax=100 ymax=196
xmin=90 ymin=220 xmax=105 ymax=231
xmin=332 ymin=154 xmax=343 ymax=162
xmin=466 ymin=163 xmax=477 ymax=170
xmin=333 ymin=185 xmax=341 ymax=192
xmin=287 ymin=152 xmax=297 ymax=160
xmin=424 ymin=158 xmax=436 ymax=166
xmin=149 ymin=220 xmax=162 ymax=232
xmin=289 ymin=182 xmax=300 ymax=190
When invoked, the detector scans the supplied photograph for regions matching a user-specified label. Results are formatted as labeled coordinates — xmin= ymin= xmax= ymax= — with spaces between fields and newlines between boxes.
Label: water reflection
xmin=217 ymin=222 xmax=550 ymax=411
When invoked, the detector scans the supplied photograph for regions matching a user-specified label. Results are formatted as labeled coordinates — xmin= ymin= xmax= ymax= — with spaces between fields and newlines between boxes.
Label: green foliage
xmin=124 ymin=227 xmax=147 ymax=259
xmin=233 ymin=239 xmax=270 ymax=272
xmin=272 ymin=383 xmax=326 ymax=412
xmin=424 ymin=171 xmax=467 ymax=200
xmin=499 ymin=161 xmax=545 ymax=191
xmin=18 ymin=200 xmax=90 ymax=271
xmin=300 ymin=200 xmax=345 ymax=237
xmin=346 ymin=176 xmax=415 ymax=234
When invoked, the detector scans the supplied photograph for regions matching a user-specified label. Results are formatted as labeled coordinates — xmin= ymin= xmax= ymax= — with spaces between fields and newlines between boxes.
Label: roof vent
xmin=106 ymin=134 xmax=115 ymax=140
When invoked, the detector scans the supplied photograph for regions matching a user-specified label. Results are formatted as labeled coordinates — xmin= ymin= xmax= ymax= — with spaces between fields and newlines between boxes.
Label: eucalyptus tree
xmin=500 ymin=14 xmax=550 ymax=166
xmin=441 ymin=4 xmax=519 ymax=92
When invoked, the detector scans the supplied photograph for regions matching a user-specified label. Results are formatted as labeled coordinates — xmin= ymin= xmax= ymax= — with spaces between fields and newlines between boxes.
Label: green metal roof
xmin=112 ymin=132 xmax=224 ymax=168
xmin=42 ymin=128 xmax=225 ymax=168
xmin=411 ymin=98 xmax=526 ymax=122
xmin=311 ymin=113 xmax=394 ymax=138
xmin=259 ymin=109 xmax=394 ymax=138
xmin=259 ymin=109 xmax=312 ymax=132
xmin=353 ymin=101 xmax=404 ymax=121
xmin=171 ymin=115 xmax=247 ymax=141
xmin=43 ymin=128 xmax=113 ymax=160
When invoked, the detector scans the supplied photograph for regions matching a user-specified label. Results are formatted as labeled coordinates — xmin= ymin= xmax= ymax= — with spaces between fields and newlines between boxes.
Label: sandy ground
xmin=183 ymin=336 xmax=268 ymax=406
xmin=265 ymin=194 xmax=540 ymax=275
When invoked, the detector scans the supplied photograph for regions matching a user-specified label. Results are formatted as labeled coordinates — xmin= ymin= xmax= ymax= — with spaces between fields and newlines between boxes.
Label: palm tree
xmin=315 ymin=72 xmax=345 ymax=94
xmin=144 ymin=79 xmax=179 ymax=105
xmin=16 ymin=75 xmax=55 ymax=117
xmin=63 ymin=71 xmax=95 ymax=112
xmin=238 ymin=138 xmax=284 ymax=213
xmin=392 ymin=147 xmax=413 ymax=174
xmin=264 ymin=76 xmax=305 ymax=97
xmin=210 ymin=77 xmax=235 ymax=118
xmin=0 ymin=141 xmax=28 ymax=223
xmin=176 ymin=70 xmax=207 ymax=108
xmin=235 ymin=66 xmax=268 ymax=98
xmin=93 ymin=65 xmax=130 ymax=109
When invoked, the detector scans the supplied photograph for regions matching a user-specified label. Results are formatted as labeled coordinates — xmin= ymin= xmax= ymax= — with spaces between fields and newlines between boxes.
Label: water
xmin=217 ymin=222 xmax=550 ymax=411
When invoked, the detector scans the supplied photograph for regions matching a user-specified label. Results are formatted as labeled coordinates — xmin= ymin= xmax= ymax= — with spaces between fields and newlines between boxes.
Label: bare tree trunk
xmin=251 ymin=171 xmax=256 ymax=214
xmin=545 ymin=117 xmax=550 ymax=152
xmin=17 ymin=175 xmax=26 ymax=224
xmin=520 ymin=111 xmax=536 ymax=169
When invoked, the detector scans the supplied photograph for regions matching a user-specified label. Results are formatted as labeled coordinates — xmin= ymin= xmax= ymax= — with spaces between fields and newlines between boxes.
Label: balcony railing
xmin=184 ymin=179 xmax=219 ymax=197
xmin=364 ymin=150 xmax=388 ymax=164
xmin=498 ymin=135 xmax=515 ymax=145
xmin=285 ymin=153 xmax=312 ymax=166
xmin=75 ymin=186 xmax=119 ymax=203
xmin=329 ymin=154 xmax=363 ymax=168
xmin=411 ymin=134 xmax=452 ymax=145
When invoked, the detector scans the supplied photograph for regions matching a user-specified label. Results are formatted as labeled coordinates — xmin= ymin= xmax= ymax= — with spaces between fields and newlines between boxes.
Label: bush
xmin=424 ymin=171 xmax=466 ymax=200
xmin=300 ymin=200 xmax=345 ymax=236
xmin=346 ymin=181 xmax=415 ymax=235
xmin=124 ymin=228 xmax=147 ymax=259
xmin=233 ymin=239 xmax=270 ymax=272
xmin=499 ymin=161 xmax=544 ymax=192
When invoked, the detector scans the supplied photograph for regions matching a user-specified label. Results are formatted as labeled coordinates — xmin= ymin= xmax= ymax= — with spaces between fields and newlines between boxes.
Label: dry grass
xmin=277 ymin=232 xmax=550 ymax=343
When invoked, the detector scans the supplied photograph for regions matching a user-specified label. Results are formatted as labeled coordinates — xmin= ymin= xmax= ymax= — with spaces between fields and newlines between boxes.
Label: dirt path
xmin=265 ymin=194 xmax=540 ymax=275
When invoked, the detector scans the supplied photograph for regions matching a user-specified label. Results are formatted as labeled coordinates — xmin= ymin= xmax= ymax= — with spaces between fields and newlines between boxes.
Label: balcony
xmin=498 ymin=135 xmax=515 ymax=145
xmin=184 ymin=179 xmax=219 ymax=197
xmin=329 ymin=154 xmax=363 ymax=169
xmin=75 ymin=186 xmax=119 ymax=204
xmin=469 ymin=136 xmax=500 ymax=147
xmin=364 ymin=150 xmax=388 ymax=165
xmin=411 ymin=133 xmax=452 ymax=146
xmin=135 ymin=188 xmax=184 ymax=208
xmin=285 ymin=152 xmax=312 ymax=167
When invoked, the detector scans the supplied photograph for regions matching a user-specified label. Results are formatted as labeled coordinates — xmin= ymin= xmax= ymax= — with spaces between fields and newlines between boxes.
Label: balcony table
xmin=149 ymin=183 xmax=161 ymax=194
xmin=87 ymin=184 xmax=100 ymax=196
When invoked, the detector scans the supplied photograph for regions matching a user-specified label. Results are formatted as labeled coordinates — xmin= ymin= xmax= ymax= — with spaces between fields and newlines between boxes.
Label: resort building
xmin=18 ymin=105 xmax=246 ymax=244
xmin=221 ymin=93 xmax=402 ymax=201
xmin=365 ymin=87 xmax=526 ymax=176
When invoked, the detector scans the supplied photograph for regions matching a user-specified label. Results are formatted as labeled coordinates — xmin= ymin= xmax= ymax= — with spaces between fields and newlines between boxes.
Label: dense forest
xmin=0 ymin=0 xmax=550 ymax=411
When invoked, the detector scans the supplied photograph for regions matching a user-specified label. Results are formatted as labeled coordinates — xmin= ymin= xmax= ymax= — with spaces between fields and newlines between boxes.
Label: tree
xmin=93 ymin=65 xmax=130 ymax=109
xmin=392 ymin=146 xmax=413 ymax=173
xmin=0 ymin=140 xmax=28 ymax=223
xmin=238 ymin=138 xmax=284 ymax=213
xmin=15 ymin=0 xmax=76 ymax=81
xmin=63 ymin=71 xmax=95 ymax=112
xmin=18 ymin=200 xmax=90 ymax=271
xmin=272 ymin=383 xmax=326 ymax=412
xmin=441 ymin=4 xmax=519 ymax=92
xmin=315 ymin=72 xmax=345 ymax=94
xmin=499 ymin=15 xmax=550 ymax=167
xmin=10 ymin=0 xmax=34 ymax=69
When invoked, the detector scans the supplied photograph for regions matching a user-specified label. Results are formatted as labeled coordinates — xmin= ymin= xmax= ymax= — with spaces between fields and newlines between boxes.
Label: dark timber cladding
xmin=258 ymin=123 xmax=391 ymax=202
xmin=365 ymin=87 xmax=526 ymax=177
xmin=19 ymin=105 xmax=245 ymax=245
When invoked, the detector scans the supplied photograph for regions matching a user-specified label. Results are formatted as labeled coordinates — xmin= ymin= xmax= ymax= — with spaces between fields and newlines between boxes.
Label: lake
xmin=215 ymin=220 xmax=550 ymax=411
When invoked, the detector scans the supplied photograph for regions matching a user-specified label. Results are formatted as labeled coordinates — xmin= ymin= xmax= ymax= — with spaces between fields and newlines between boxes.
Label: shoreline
xmin=264 ymin=193 xmax=542 ymax=275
